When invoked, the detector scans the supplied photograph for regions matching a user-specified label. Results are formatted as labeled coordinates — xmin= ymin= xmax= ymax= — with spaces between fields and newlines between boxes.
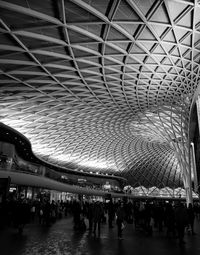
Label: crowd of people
xmin=70 ymin=199 xmax=199 ymax=244
xmin=0 ymin=195 xmax=199 ymax=245
xmin=0 ymin=196 xmax=72 ymax=233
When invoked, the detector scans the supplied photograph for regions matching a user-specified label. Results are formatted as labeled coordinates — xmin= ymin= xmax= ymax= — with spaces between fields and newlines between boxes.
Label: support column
xmin=175 ymin=146 xmax=193 ymax=205
xmin=190 ymin=142 xmax=198 ymax=192
xmin=180 ymin=165 xmax=193 ymax=205
xmin=196 ymin=95 xmax=200 ymax=133
xmin=195 ymin=95 xmax=200 ymax=202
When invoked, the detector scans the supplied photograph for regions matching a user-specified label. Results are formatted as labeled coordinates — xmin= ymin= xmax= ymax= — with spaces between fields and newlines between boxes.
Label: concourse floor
xmin=0 ymin=217 xmax=200 ymax=255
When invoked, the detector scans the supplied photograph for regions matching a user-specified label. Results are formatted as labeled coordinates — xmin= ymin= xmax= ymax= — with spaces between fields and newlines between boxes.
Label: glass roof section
xmin=0 ymin=0 xmax=200 ymax=188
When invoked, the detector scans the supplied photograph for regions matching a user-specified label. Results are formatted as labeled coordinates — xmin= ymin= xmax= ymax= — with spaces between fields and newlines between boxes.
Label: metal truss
xmin=1 ymin=0 xmax=200 ymax=189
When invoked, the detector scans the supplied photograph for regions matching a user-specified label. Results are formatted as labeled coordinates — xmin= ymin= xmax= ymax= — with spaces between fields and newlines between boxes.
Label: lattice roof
xmin=1 ymin=0 xmax=200 ymax=188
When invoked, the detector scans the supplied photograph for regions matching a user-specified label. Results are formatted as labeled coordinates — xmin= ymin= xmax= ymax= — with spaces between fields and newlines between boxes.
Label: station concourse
xmin=0 ymin=0 xmax=200 ymax=254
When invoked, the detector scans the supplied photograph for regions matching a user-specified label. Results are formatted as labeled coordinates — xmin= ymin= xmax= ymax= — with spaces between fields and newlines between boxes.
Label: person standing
xmin=14 ymin=198 xmax=30 ymax=234
xmin=174 ymin=202 xmax=188 ymax=245
xmin=165 ymin=202 xmax=176 ymax=238
xmin=93 ymin=201 xmax=104 ymax=237
xmin=72 ymin=199 xmax=82 ymax=230
xmin=108 ymin=200 xmax=115 ymax=228
xmin=187 ymin=203 xmax=196 ymax=235
xmin=87 ymin=201 xmax=94 ymax=234
xmin=116 ymin=201 xmax=125 ymax=240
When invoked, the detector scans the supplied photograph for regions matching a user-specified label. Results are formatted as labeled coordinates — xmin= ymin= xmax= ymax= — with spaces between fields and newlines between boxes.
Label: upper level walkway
xmin=0 ymin=215 xmax=199 ymax=255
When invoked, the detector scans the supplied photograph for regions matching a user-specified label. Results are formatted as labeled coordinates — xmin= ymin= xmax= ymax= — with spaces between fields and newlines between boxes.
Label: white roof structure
xmin=0 ymin=0 xmax=200 ymax=188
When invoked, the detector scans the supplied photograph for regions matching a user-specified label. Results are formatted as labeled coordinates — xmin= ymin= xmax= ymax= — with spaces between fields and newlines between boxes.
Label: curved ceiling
xmin=0 ymin=0 xmax=200 ymax=188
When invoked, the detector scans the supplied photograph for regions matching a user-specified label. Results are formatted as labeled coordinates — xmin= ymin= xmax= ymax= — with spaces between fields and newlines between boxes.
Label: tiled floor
xmin=0 ymin=217 xmax=199 ymax=255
